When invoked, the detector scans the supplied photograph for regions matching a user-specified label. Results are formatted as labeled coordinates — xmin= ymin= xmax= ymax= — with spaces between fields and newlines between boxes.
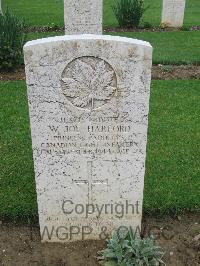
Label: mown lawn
xmin=3 ymin=0 xmax=200 ymax=28
xmin=111 ymin=31 xmax=200 ymax=65
xmin=0 ymin=80 xmax=199 ymax=219
xmin=26 ymin=31 xmax=200 ymax=65
xmin=145 ymin=80 xmax=200 ymax=214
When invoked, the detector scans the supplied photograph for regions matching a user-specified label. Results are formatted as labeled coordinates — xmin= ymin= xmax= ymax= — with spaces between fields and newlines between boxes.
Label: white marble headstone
xmin=161 ymin=0 xmax=186 ymax=27
xmin=64 ymin=0 xmax=102 ymax=35
xmin=24 ymin=35 xmax=152 ymax=242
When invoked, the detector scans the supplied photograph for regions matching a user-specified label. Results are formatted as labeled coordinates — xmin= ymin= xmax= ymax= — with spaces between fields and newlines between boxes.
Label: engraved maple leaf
xmin=62 ymin=59 xmax=116 ymax=109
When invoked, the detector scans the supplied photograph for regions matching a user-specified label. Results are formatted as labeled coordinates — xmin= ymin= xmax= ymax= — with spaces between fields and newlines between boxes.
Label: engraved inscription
xmin=61 ymin=57 xmax=117 ymax=110
xmin=64 ymin=0 xmax=102 ymax=35
xmin=165 ymin=0 xmax=185 ymax=14
xmin=162 ymin=0 xmax=185 ymax=27
xmin=36 ymin=116 xmax=138 ymax=157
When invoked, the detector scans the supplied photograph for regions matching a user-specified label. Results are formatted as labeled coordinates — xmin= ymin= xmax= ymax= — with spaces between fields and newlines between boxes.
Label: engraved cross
xmin=73 ymin=161 xmax=108 ymax=203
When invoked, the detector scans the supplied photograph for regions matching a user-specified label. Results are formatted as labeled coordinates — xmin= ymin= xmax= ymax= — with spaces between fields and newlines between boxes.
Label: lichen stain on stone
xmin=99 ymin=40 xmax=112 ymax=49
xmin=96 ymin=40 xmax=103 ymax=47
xmin=128 ymin=46 xmax=136 ymax=57
xmin=116 ymin=88 xmax=122 ymax=98
xmin=72 ymin=41 xmax=80 ymax=50
xmin=116 ymin=69 xmax=123 ymax=79
xmin=143 ymin=48 xmax=152 ymax=61
xmin=24 ymin=50 xmax=33 ymax=63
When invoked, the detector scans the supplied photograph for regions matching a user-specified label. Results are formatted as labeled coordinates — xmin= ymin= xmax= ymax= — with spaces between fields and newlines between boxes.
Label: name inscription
xmin=36 ymin=114 xmax=138 ymax=157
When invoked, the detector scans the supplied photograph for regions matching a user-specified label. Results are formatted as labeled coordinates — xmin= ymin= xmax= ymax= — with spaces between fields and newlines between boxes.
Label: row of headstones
xmin=0 ymin=0 xmax=186 ymax=28
xmin=23 ymin=0 xmax=184 ymax=243
xmin=64 ymin=0 xmax=186 ymax=35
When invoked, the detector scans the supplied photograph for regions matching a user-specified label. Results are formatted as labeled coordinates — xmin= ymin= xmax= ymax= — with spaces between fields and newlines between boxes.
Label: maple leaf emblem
xmin=61 ymin=58 xmax=117 ymax=110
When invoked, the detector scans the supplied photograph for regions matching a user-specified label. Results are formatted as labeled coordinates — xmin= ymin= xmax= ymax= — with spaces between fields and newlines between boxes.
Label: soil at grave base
xmin=0 ymin=213 xmax=199 ymax=266
xmin=1 ymin=65 xmax=200 ymax=82
xmin=24 ymin=26 xmax=200 ymax=33
xmin=104 ymin=26 xmax=200 ymax=33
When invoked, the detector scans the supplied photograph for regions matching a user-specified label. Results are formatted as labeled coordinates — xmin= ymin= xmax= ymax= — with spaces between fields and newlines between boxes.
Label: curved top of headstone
xmin=24 ymin=34 xmax=152 ymax=50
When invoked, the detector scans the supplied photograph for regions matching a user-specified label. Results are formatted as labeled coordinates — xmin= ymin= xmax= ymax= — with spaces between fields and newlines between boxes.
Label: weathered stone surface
xmin=24 ymin=35 xmax=152 ymax=242
xmin=64 ymin=0 xmax=102 ymax=35
xmin=161 ymin=0 xmax=186 ymax=27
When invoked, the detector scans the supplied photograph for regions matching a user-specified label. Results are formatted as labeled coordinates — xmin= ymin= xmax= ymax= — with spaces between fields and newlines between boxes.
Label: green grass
xmin=110 ymin=31 xmax=200 ymax=65
xmin=3 ymin=0 xmax=200 ymax=28
xmin=145 ymin=80 xmax=200 ymax=214
xmin=26 ymin=31 xmax=200 ymax=65
xmin=0 ymin=80 xmax=199 ymax=219
xmin=0 ymin=81 xmax=36 ymax=219
xmin=2 ymin=0 xmax=200 ymax=66
xmin=105 ymin=0 xmax=200 ymax=28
